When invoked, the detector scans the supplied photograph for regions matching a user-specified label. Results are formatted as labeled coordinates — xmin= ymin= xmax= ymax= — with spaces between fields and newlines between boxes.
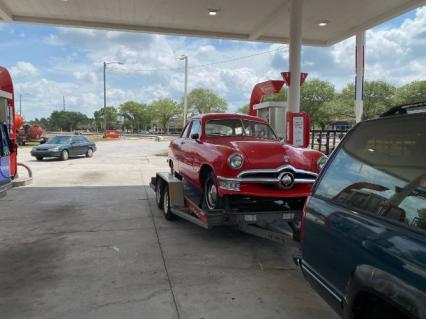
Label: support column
xmin=287 ymin=0 xmax=303 ymax=113
xmin=355 ymin=31 xmax=365 ymax=123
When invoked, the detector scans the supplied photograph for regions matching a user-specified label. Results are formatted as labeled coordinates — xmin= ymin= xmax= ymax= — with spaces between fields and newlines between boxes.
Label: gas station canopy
xmin=0 ymin=0 xmax=424 ymax=46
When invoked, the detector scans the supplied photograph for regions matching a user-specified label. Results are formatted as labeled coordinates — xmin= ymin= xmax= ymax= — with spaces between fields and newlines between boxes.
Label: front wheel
xmin=203 ymin=172 xmax=223 ymax=210
xmin=86 ymin=148 xmax=93 ymax=158
xmin=60 ymin=150 xmax=69 ymax=161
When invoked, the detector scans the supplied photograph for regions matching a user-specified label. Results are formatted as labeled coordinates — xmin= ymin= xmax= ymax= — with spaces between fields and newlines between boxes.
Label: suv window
xmin=189 ymin=120 xmax=201 ymax=137
xmin=314 ymin=115 xmax=426 ymax=231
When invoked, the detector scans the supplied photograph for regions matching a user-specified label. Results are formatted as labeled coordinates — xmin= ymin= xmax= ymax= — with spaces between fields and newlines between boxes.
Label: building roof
xmin=1 ymin=0 xmax=425 ymax=46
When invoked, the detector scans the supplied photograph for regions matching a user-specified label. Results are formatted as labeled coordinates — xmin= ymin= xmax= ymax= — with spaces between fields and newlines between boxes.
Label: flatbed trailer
xmin=150 ymin=172 xmax=302 ymax=245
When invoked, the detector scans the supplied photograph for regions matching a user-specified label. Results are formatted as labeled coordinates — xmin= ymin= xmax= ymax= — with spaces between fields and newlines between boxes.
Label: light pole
xmin=178 ymin=55 xmax=188 ymax=126
xmin=103 ymin=61 xmax=123 ymax=132
xmin=19 ymin=93 xmax=30 ymax=117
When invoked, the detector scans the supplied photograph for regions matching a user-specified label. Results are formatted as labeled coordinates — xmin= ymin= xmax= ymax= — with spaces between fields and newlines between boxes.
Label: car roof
xmin=191 ymin=113 xmax=268 ymax=123
xmin=380 ymin=101 xmax=426 ymax=117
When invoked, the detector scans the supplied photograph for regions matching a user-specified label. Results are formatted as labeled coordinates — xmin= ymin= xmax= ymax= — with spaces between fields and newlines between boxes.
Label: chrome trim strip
xmin=237 ymin=164 xmax=318 ymax=178
xmin=301 ymin=261 xmax=342 ymax=303
xmin=217 ymin=176 xmax=315 ymax=184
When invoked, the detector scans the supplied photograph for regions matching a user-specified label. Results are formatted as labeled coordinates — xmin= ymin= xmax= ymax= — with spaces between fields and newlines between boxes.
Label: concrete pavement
xmin=0 ymin=138 xmax=337 ymax=319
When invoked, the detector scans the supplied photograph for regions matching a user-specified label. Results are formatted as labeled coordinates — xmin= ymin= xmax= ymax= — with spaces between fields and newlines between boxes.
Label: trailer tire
xmin=162 ymin=185 xmax=175 ymax=220
xmin=155 ymin=179 xmax=164 ymax=209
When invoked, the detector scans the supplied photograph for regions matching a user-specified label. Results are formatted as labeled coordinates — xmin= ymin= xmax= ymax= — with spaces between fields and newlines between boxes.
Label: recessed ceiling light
xmin=208 ymin=9 xmax=219 ymax=16
xmin=318 ymin=20 xmax=330 ymax=27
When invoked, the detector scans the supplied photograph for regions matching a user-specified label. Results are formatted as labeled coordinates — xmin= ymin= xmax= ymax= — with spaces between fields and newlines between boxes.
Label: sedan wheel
xmin=203 ymin=172 xmax=223 ymax=210
xmin=61 ymin=150 xmax=69 ymax=161
xmin=86 ymin=148 xmax=93 ymax=158
xmin=36 ymin=157 xmax=43 ymax=161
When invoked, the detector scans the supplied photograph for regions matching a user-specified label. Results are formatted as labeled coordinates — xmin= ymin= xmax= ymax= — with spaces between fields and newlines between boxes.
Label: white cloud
xmin=10 ymin=61 xmax=38 ymax=79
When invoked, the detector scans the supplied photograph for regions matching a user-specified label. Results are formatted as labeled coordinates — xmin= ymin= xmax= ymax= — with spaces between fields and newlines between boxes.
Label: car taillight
xmin=300 ymin=196 xmax=311 ymax=242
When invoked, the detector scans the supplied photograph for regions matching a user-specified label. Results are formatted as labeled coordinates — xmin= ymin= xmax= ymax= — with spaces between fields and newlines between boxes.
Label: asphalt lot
xmin=0 ymin=138 xmax=337 ymax=319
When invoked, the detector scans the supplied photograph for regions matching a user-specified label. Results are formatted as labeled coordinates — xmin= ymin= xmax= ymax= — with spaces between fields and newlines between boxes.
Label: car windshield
xmin=48 ymin=136 xmax=71 ymax=144
xmin=205 ymin=119 xmax=277 ymax=140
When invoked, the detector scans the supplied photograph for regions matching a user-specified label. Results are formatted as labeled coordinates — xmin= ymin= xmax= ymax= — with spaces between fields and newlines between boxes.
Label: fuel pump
xmin=249 ymin=72 xmax=310 ymax=147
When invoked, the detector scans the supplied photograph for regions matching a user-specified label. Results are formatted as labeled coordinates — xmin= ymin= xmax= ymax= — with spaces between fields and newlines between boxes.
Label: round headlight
xmin=317 ymin=156 xmax=328 ymax=171
xmin=228 ymin=153 xmax=244 ymax=170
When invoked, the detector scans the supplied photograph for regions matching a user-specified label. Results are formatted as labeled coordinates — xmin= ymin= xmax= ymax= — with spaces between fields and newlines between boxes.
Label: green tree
xmin=394 ymin=80 xmax=426 ymax=105
xmin=93 ymin=106 xmax=118 ymax=130
xmin=151 ymin=98 xmax=179 ymax=132
xmin=119 ymin=101 xmax=152 ymax=132
xmin=236 ymin=104 xmax=249 ymax=114
xmin=187 ymin=88 xmax=227 ymax=115
xmin=49 ymin=111 xmax=89 ymax=131
xmin=340 ymin=81 xmax=396 ymax=119
xmin=300 ymin=79 xmax=335 ymax=129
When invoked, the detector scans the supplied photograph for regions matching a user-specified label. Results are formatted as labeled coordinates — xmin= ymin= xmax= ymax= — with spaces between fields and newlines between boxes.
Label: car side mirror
xmin=191 ymin=133 xmax=199 ymax=140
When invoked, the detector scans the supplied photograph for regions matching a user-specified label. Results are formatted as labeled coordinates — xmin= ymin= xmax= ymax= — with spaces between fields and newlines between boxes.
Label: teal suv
xmin=296 ymin=102 xmax=426 ymax=319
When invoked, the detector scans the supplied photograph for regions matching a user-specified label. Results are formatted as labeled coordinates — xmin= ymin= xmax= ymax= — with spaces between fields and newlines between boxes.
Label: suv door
xmin=302 ymin=114 xmax=426 ymax=316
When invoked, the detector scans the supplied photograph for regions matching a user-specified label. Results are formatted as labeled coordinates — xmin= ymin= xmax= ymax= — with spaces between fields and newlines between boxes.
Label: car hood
xmin=214 ymin=139 xmax=316 ymax=171
xmin=35 ymin=144 xmax=64 ymax=150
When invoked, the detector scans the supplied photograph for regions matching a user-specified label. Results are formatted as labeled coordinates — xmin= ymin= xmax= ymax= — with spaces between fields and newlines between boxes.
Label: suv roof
xmin=381 ymin=101 xmax=426 ymax=117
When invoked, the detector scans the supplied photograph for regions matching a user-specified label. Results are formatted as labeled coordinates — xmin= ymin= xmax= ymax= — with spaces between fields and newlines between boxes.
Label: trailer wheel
xmin=162 ymin=185 xmax=175 ymax=220
xmin=155 ymin=179 xmax=164 ymax=209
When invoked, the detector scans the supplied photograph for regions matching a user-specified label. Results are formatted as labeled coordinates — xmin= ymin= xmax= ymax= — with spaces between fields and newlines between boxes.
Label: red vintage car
xmin=169 ymin=113 xmax=326 ymax=210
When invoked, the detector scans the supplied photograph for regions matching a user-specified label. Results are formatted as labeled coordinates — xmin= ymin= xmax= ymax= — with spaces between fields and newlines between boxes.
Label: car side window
xmin=181 ymin=122 xmax=191 ymax=138
xmin=189 ymin=120 xmax=201 ymax=138
xmin=314 ymin=115 xmax=426 ymax=231
xmin=71 ymin=136 xmax=79 ymax=144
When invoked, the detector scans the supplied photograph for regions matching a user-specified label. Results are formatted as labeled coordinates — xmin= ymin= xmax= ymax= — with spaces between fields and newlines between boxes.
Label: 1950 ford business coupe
xmin=169 ymin=113 xmax=326 ymax=210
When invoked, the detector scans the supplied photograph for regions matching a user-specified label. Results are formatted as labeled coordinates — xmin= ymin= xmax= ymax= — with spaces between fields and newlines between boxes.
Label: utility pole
xmin=103 ymin=61 xmax=123 ymax=132
xmin=179 ymin=55 xmax=188 ymax=126
xmin=63 ymin=95 xmax=66 ymax=111
xmin=103 ymin=62 xmax=107 ymax=131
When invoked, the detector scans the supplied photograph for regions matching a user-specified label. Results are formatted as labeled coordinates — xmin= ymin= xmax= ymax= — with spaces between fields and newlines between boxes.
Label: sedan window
xmin=48 ymin=136 xmax=71 ymax=144
xmin=205 ymin=119 xmax=245 ymax=137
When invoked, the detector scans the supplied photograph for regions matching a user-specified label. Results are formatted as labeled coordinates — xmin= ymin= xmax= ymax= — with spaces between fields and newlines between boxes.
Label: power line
xmin=117 ymin=45 xmax=285 ymax=73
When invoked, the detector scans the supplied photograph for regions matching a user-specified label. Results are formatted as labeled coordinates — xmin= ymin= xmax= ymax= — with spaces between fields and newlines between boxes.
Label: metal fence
xmin=310 ymin=130 xmax=349 ymax=155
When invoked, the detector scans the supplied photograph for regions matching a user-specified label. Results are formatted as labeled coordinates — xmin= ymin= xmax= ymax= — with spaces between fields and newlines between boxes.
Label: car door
xmin=78 ymin=136 xmax=89 ymax=155
xmin=171 ymin=122 xmax=191 ymax=177
xmin=184 ymin=119 xmax=202 ymax=183
xmin=178 ymin=121 xmax=196 ymax=180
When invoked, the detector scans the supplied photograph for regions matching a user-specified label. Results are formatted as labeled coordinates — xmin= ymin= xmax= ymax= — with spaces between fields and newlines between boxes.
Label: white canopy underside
xmin=0 ymin=0 xmax=425 ymax=46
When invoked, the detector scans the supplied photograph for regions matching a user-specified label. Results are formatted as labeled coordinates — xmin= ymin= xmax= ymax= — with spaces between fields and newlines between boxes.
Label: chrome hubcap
xmin=207 ymin=184 xmax=217 ymax=209
xmin=63 ymin=151 xmax=68 ymax=160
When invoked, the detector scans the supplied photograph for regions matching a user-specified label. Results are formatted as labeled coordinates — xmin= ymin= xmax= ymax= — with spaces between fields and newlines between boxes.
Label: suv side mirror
xmin=191 ymin=133 xmax=199 ymax=140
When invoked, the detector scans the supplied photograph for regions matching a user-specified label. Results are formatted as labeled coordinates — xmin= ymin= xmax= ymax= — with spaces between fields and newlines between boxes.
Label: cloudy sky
xmin=1 ymin=6 xmax=425 ymax=120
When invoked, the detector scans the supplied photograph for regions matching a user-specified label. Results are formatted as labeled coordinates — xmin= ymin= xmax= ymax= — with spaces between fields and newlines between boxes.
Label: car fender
xmin=343 ymin=264 xmax=425 ymax=319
